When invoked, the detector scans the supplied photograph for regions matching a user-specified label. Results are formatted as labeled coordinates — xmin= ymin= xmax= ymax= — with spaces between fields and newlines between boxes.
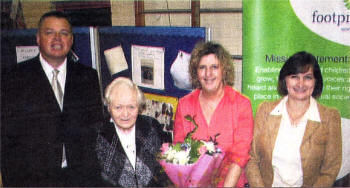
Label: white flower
xmin=173 ymin=150 xmax=190 ymax=165
xmin=201 ymin=141 xmax=216 ymax=153
xmin=165 ymin=147 xmax=177 ymax=161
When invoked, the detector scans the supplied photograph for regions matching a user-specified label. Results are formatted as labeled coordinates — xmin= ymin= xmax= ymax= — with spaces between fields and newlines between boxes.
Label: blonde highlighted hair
xmin=189 ymin=41 xmax=234 ymax=88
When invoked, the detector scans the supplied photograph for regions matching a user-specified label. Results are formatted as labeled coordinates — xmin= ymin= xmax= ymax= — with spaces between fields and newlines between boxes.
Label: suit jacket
xmin=246 ymin=99 xmax=342 ymax=187
xmin=96 ymin=115 xmax=170 ymax=187
xmin=1 ymin=55 xmax=104 ymax=186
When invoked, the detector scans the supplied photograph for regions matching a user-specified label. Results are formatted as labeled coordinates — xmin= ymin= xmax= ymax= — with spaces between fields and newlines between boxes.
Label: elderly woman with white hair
xmin=96 ymin=77 xmax=170 ymax=187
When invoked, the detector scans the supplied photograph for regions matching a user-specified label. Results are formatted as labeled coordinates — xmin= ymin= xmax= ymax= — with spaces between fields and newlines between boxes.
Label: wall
xmin=139 ymin=1 xmax=242 ymax=56
xmin=20 ymin=0 xmax=242 ymax=55
xmin=21 ymin=1 xmax=54 ymax=28
xmin=111 ymin=1 xmax=135 ymax=26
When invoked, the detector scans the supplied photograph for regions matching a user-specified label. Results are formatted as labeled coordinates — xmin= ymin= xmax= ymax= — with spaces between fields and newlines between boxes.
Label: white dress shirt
xmin=40 ymin=54 xmax=67 ymax=94
xmin=270 ymin=96 xmax=321 ymax=187
xmin=112 ymin=119 xmax=137 ymax=170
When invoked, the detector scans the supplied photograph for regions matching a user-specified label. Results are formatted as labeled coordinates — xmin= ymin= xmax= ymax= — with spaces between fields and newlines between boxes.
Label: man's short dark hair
xmin=38 ymin=10 xmax=72 ymax=31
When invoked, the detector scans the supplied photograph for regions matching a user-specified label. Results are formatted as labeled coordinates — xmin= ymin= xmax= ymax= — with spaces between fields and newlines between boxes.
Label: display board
xmin=97 ymin=26 xmax=206 ymax=98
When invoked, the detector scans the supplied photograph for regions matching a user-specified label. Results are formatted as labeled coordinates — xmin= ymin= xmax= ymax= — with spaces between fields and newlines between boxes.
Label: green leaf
xmin=189 ymin=140 xmax=203 ymax=163
xmin=183 ymin=114 xmax=205 ymax=164
xmin=184 ymin=135 xmax=192 ymax=144
xmin=173 ymin=143 xmax=182 ymax=152
xmin=345 ymin=0 xmax=350 ymax=10
xmin=184 ymin=115 xmax=199 ymax=141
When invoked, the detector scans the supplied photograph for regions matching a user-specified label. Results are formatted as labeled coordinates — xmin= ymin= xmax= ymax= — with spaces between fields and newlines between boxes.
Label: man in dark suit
xmin=1 ymin=11 xmax=104 ymax=186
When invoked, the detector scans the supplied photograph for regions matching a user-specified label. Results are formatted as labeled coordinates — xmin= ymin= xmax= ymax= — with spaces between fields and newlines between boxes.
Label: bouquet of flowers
xmin=158 ymin=115 xmax=225 ymax=187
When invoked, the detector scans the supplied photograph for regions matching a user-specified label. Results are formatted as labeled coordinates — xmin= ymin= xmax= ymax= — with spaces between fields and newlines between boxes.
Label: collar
xmin=40 ymin=54 xmax=67 ymax=91
xmin=270 ymin=96 xmax=321 ymax=122
xmin=110 ymin=118 xmax=136 ymax=142
xmin=40 ymin=53 xmax=67 ymax=73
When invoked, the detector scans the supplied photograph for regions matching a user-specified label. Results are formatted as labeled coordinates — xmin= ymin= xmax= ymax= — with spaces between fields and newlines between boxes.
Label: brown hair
xmin=189 ymin=41 xmax=234 ymax=88
xmin=278 ymin=51 xmax=323 ymax=98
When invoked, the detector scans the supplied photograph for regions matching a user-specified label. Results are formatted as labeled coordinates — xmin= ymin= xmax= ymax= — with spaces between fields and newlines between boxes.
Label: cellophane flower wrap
xmin=158 ymin=115 xmax=225 ymax=187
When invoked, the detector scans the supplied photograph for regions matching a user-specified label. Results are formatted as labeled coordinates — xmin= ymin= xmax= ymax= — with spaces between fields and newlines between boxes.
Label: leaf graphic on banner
xmin=345 ymin=0 xmax=350 ymax=9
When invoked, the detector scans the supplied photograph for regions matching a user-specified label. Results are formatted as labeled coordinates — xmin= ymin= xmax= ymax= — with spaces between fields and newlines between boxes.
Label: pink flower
xmin=161 ymin=143 xmax=170 ymax=155
xmin=198 ymin=145 xmax=207 ymax=155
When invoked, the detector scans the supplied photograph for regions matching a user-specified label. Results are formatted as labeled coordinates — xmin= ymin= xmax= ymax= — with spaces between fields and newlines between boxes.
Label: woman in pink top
xmin=173 ymin=42 xmax=253 ymax=187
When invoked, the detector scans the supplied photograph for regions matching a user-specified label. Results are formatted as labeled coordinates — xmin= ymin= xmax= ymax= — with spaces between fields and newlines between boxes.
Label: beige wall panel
xmin=111 ymin=1 xmax=135 ymax=26
xmin=200 ymin=0 xmax=242 ymax=9
xmin=144 ymin=0 xmax=191 ymax=26
xmin=144 ymin=0 xmax=190 ymax=9
xmin=21 ymin=1 xmax=54 ymax=28
xmin=146 ymin=14 xmax=190 ymax=26
xmin=201 ymin=13 xmax=242 ymax=56
xmin=144 ymin=1 xmax=166 ymax=9
xmin=233 ymin=60 xmax=242 ymax=92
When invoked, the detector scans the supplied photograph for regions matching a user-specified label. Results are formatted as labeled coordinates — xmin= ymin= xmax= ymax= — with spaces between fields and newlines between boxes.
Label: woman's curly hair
xmin=189 ymin=41 xmax=235 ymax=89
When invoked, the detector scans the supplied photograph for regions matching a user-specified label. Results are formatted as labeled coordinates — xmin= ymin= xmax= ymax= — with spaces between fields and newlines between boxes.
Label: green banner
xmin=243 ymin=0 xmax=350 ymax=179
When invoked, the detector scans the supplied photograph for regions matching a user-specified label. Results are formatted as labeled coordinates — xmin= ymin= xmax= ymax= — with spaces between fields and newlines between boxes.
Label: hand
xmin=223 ymin=163 xmax=242 ymax=187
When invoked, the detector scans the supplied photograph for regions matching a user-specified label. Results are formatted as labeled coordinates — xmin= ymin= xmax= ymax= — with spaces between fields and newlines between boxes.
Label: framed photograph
xmin=142 ymin=93 xmax=178 ymax=133
xmin=141 ymin=59 xmax=154 ymax=85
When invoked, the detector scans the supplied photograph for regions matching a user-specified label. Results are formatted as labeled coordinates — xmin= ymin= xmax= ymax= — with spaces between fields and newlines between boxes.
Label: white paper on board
xmin=104 ymin=45 xmax=128 ymax=75
xmin=16 ymin=46 xmax=39 ymax=63
xmin=131 ymin=45 xmax=165 ymax=90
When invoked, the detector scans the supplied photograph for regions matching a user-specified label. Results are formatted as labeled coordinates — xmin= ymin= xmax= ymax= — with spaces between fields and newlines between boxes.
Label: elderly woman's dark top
xmin=96 ymin=114 xmax=170 ymax=187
